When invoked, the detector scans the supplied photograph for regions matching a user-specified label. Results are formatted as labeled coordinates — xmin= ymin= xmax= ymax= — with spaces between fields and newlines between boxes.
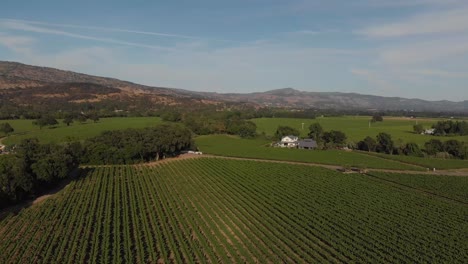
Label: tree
xmin=376 ymin=132 xmax=394 ymax=154
xmin=424 ymin=139 xmax=443 ymax=155
xmin=63 ymin=116 xmax=74 ymax=126
xmin=322 ymin=130 xmax=347 ymax=147
xmin=89 ymin=113 xmax=100 ymax=123
xmin=357 ymin=136 xmax=377 ymax=152
xmin=275 ymin=126 xmax=300 ymax=140
xmin=443 ymin=140 xmax=465 ymax=159
xmin=308 ymin=123 xmax=323 ymax=142
xmin=403 ymin=142 xmax=424 ymax=157
xmin=76 ymin=115 xmax=87 ymax=123
xmin=33 ymin=116 xmax=58 ymax=129
xmin=0 ymin=123 xmax=14 ymax=135
xmin=371 ymin=114 xmax=383 ymax=123
xmin=413 ymin=124 xmax=424 ymax=134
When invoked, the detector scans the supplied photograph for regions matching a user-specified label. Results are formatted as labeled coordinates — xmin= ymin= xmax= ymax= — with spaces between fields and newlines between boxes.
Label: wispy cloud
xmin=378 ymin=37 xmax=468 ymax=65
xmin=0 ymin=32 xmax=35 ymax=53
xmin=0 ymin=20 xmax=175 ymax=51
xmin=358 ymin=7 xmax=468 ymax=37
xmin=0 ymin=18 xmax=239 ymax=43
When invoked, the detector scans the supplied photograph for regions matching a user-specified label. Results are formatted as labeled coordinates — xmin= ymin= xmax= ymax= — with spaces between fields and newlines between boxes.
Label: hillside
xmin=1 ymin=61 xmax=467 ymax=113
xmin=198 ymin=88 xmax=468 ymax=113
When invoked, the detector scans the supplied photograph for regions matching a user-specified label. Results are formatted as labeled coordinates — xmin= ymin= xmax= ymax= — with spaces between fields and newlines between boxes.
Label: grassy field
xmin=360 ymin=151 xmax=468 ymax=170
xmin=367 ymin=171 xmax=468 ymax=203
xmin=196 ymin=135 xmax=423 ymax=170
xmin=0 ymin=159 xmax=466 ymax=263
xmin=252 ymin=116 xmax=468 ymax=145
xmin=0 ymin=117 xmax=162 ymax=145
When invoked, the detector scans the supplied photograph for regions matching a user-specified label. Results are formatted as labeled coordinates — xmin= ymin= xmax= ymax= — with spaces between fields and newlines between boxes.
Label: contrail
xmin=0 ymin=18 xmax=239 ymax=43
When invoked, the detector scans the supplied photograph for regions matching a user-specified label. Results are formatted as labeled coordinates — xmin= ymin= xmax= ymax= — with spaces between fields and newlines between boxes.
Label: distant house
xmin=279 ymin=135 xmax=299 ymax=148
xmin=423 ymin=128 xmax=435 ymax=135
xmin=298 ymin=139 xmax=317 ymax=149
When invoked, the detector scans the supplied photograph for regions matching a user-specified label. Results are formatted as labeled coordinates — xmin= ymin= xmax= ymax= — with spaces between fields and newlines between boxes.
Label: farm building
xmin=279 ymin=135 xmax=299 ymax=148
xmin=298 ymin=139 xmax=317 ymax=149
xmin=422 ymin=128 xmax=435 ymax=135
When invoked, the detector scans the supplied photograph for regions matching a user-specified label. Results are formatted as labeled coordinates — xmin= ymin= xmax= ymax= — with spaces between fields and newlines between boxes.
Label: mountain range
xmin=1 ymin=61 xmax=467 ymax=113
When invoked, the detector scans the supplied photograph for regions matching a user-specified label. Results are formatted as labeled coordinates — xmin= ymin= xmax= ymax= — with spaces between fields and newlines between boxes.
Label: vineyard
xmin=0 ymin=159 xmax=467 ymax=263
xmin=367 ymin=171 xmax=468 ymax=203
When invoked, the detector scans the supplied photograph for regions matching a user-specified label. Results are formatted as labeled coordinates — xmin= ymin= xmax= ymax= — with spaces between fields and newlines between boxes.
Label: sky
xmin=0 ymin=0 xmax=467 ymax=101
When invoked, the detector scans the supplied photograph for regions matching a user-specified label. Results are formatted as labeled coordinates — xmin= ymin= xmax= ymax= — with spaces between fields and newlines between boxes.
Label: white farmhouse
xmin=423 ymin=128 xmax=435 ymax=135
xmin=279 ymin=135 xmax=299 ymax=148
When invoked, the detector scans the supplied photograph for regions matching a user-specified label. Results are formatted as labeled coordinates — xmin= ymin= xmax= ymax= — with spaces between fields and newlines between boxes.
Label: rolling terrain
xmin=1 ymin=61 xmax=467 ymax=113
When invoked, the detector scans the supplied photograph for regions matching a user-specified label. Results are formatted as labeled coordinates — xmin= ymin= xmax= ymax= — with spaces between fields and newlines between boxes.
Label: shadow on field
xmin=0 ymin=167 xmax=95 ymax=221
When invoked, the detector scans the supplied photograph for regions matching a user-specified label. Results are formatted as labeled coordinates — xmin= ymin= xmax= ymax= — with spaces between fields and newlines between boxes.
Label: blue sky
xmin=0 ymin=0 xmax=467 ymax=101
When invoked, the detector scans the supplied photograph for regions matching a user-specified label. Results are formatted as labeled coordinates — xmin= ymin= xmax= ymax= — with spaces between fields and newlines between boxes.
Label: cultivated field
xmin=0 ymin=159 xmax=466 ymax=263
xmin=0 ymin=117 xmax=162 ymax=145
xmin=361 ymin=151 xmax=468 ymax=170
xmin=195 ymin=135 xmax=423 ymax=170
xmin=252 ymin=116 xmax=468 ymax=145
xmin=367 ymin=171 xmax=468 ymax=203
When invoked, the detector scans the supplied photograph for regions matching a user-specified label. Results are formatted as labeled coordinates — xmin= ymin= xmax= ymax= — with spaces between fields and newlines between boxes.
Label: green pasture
xmin=0 ymin=117 xmax=162 ymax=145
xmin=252 ymin=116 xmax=468 ymax=145
xmin=195 ymin=135 xmax=423 ymax=170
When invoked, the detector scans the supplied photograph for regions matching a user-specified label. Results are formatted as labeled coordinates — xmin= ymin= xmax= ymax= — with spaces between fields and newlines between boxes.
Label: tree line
xmin=0 ymin=123 xmax=194 ymax=209
xmin=357 ymin=134 xmax=467 ymax=159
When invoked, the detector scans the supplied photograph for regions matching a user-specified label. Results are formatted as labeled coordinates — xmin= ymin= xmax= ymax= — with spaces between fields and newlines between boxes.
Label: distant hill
xmin=1 ymin=61 xmax=466 ymax=113
xmin=196 ymin=87 xmax=468 ymax=113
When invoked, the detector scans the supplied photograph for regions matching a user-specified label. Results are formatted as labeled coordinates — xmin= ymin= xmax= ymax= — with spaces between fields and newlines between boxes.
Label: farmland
xmin=367 ymin=171 xmax=468 ymax=203
xmin=0 ymin=158 xmax=466 ymax=263
xmin=361 ymin=151 xmax=468 ymax=170
xmin=195 ymin=135 xmax=423 ymax=170
xmin=252 ymin=116 xmax=468 ymax=145
xmin=0 ymin=117 xmax=162 ymax=145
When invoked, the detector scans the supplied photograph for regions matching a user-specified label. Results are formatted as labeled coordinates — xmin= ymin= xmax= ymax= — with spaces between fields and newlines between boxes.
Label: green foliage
xmin=307 ymin=122 xmax=323 ymax=142
xmin=403 ymin=142 xmax=424 ymax=157
xmin=413 ymin=123 xmax=424 ymax=134
xmin=376 ymin=132 xmax=394 ymax=154
xmin=63 ymin=116 xmax=74 ymax=126
xmin=226 ymin=120 xmax=257 ymax=138
xmin=0 ymin=123 xmax=14 ymax=135
xmin=0 ymin=159 xmax=466 ymax=263
xmin=0 ymin=139 xmax=80 ymax=208
xmin=33 ymin=116 xmax=58 ymax=129
xmin=322 ymin=130 xmax=347 ymax=147
xmin=275 ymin=125 xmax=300 ymax=140
xmin=371 ymin=114 xmax=383 ymax=122
xmin=357 ymin=136 xmax=377 ymax=152
xmin=424 ymin=139 xmax=443 ymax=155
xmin=443 ymin=139 xmax=466 ymax=159
xmin=82 ymin=123 xmax=193 ymax=165
xmin=160 ymin=111 xmax=182 ymax=122
xmin=432 ymin=120 xmax=468 ymax=136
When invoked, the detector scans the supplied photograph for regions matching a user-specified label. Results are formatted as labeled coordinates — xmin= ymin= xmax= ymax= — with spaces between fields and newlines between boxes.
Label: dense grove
xmin=0 ymin=139 xmax=81 ymax=209
xmin=357 ymin=133 xmax=467 ymax=159
xmin=0 ymin=159 xmax=466 ymax=263
xmin=0 ymin=123 xmax=193 ymax=209
xmin=432 ymin=120 xmax=468 ymax=136
xmin=82 ymin=123 xmax=193 ymax=165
